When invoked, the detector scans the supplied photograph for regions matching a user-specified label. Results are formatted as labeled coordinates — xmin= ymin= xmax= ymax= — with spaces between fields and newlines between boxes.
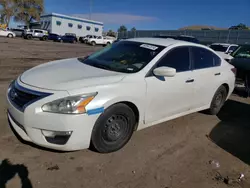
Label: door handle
xmin=186 ymin=79 xmax=194 ymax=83
xmin=215 ymin=73 xmax=221 ymax=76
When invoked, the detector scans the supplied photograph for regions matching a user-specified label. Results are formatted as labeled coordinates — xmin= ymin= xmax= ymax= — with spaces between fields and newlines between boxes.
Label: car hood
xmin=20 ymin=58 xmax=126 ymax=91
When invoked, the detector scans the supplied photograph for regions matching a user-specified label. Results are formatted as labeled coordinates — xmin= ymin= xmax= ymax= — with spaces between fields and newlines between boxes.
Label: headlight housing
xmin=42 ymin=93 xmax=97 ymax=114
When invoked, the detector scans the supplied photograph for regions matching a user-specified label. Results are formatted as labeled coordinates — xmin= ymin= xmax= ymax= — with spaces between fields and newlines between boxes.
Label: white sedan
xmin=0 ymin=28 xmax=16 ymax=38
xmin=7 ymin=38 xmax=235 ymax=153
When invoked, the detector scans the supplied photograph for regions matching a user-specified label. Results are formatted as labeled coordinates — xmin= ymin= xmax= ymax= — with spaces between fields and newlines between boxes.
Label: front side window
xmin=68 ymin=23 xmax=73 ymax=28
xmin=156 ymin=47 xmax=191 ymax=72
xmin=97 ymin=36 xmax=102 ymax=39
xmin=192 ymin=47 xmax=221 ymax=69
xmin=78 ymin=41 xmax=165 ymax=73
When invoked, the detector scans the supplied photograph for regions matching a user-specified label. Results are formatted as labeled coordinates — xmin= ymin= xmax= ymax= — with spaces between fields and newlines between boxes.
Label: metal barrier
xmin=118 ymin=30 xmax=250 ymax=45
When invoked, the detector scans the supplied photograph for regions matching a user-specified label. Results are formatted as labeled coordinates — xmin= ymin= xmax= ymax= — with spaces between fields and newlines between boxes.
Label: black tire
xmin=42 ymin=36 xmax=48 ymax=41
xmin=91 ymin=41 xmax=96 ymax=46
xmin=107 ymin=42 xmax=111 ymax=45
xmin=91 ymin=103 xmax=136 ymax=153
xmin=7 ymin=34 xmax=13 ymax=38
xmin=207 ymin=85 xmax=227 ymax=115
xmin=27 ymin=35 xmax=32 ymax=40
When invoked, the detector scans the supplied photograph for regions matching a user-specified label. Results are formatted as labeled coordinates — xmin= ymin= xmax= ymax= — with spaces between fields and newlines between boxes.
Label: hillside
xmin=179 ymin=25 xmax=227 ymax=30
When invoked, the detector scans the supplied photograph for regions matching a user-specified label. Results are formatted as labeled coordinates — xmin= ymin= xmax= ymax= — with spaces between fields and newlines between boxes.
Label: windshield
xmin=232 ymin=46 xmax=250 ymax=58
xmin=210 ymin=45 xmax=228 ymax=52
xmin=78 ymin=41 xmax=165 ymax=73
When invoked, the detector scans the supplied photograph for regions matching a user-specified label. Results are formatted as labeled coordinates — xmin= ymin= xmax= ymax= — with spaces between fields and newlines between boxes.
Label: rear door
xmin=190 ymin=46 xmax=223 ymax=109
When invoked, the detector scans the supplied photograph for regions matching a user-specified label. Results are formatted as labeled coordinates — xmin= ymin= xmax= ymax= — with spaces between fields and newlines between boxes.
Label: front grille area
xmin=8 ymin=82 xmax=52 ymax=111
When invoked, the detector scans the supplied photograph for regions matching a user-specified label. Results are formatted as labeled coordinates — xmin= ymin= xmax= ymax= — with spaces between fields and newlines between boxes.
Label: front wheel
xmin=91 ymin=41 xmax=96 ymax=46
xmin=91 ymin=104 xmax=136 ymax=153
xmin=7 ymin=34 xmax=13 ymax=38
xmin=206 ymin=85 xmax=227 ymax=115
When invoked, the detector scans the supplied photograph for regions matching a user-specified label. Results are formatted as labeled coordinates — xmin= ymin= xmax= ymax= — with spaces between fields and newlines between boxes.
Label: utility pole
xmin=89 ymin=0 xmax=92 ymax=20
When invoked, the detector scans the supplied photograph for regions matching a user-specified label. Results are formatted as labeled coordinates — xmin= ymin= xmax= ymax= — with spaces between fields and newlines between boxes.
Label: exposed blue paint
xmin=41 ymin=14 xmax=104 ymax=26
xmin=87 ymin=107 xmax=104 ymax=115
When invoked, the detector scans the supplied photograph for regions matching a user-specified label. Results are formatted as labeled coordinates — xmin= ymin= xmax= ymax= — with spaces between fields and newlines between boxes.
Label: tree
xmin=106 ymin=29 xmax=116 ymax=37
xmin=229 ymin=23 xmax=249 ymax=30
xmin=118 ymin=25 xmax=127 ymax=33
xmin=14 ymin=0 xmax=44 ymax=25
xmin=131 ymin=27 xmax=136 ymax=32
xmin=0 ymin=0 xmax=17 ymax=26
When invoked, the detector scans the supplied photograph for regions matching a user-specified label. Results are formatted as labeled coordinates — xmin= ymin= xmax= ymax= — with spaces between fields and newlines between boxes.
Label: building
xmin=40 ymin=13 xmax=103 ymax=37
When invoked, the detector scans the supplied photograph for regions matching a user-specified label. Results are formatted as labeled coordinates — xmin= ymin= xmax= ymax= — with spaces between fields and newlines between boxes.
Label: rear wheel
xmin=26 ymin=35 xmax=32 ymax=40
xmin=42 ymin=36 xmax=48 ymax=41
xmin=207 ymin=85 xmax=227 ymax=115
xmin=91 ymin=104 xmax=136 ymax=153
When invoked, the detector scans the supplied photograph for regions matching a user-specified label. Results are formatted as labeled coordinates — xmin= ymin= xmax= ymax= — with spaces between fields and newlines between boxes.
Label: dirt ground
xmin=0 ymin=37 xmax=250 ymax=188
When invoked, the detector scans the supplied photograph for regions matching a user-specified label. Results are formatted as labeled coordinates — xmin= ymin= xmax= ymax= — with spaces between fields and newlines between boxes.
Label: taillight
xmin=231 ymin=67 xmax=237 ymax=75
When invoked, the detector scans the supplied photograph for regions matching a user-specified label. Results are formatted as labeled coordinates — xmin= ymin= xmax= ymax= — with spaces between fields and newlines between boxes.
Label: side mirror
xmin=153 ymin=66 xmax=176 ymax=77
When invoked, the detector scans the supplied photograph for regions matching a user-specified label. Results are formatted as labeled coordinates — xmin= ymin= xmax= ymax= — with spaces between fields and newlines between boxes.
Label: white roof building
xmin=40 ymin=13 xmax=104 ymax=37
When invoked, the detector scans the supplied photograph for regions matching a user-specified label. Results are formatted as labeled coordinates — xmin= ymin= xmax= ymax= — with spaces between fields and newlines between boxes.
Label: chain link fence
xmin=118 ymin=30 xmax=250 ymax=45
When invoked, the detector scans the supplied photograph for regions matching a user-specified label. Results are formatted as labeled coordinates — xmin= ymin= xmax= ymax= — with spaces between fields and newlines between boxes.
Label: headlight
xmin=42 ymin=93 xmax=97 ymax=114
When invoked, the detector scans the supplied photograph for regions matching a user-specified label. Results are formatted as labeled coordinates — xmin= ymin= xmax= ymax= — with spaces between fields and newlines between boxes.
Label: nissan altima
xmin=7 ymin=38 xmax=236 ymax=153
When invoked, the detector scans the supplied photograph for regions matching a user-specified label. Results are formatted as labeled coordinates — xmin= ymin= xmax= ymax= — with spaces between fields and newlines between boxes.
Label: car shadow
xmin=0 ymin=159 xmax=33 ymax=188
xmin=209 ymin=99 xmax=250 ymax=165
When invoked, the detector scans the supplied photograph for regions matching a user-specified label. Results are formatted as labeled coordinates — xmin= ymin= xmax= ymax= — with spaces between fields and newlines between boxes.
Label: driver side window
xmin=156 ymin=47 xmax=191 ymax=72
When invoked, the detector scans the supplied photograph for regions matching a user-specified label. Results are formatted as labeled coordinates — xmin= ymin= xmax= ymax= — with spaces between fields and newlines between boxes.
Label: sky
xmin=11 ymin=0 xmax=250 ymax=31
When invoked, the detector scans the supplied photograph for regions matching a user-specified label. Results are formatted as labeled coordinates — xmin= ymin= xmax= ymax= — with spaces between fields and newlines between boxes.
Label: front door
xmin=145 ymin=46 xmax=195 ymax=123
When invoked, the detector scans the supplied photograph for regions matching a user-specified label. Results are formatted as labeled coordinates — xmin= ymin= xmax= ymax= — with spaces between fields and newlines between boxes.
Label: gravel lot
xmin=0 ymin=37 xmax=250 ymax=188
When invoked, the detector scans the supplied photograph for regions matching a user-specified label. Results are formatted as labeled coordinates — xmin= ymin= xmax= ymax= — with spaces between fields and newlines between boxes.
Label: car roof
xmin=212 ymin=43 xmax=238 ymax=46
xmin=126 ymin=37 xmax=202 ymax=47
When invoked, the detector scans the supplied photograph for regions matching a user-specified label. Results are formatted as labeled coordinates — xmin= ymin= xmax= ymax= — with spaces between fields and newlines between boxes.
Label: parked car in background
xmin=229 ymin=45 xmax=250 ymax=89
xmin=0 ymin=28 xmax=16 ymax=38
xmin=61 ymin=34 xmax=78 ymax=43
xmin=210 ymin=43 xmax=238 ymax=61
xmin=48 ymin=33 xmax=62 ymax=42
xmin=7 ymin=38 xmax=235 ymax=153
xmin=23 ymin=29 xmax=48 ymax=41
xmin=153 ymin=35 xmax=200 ymax=43
xmin=11 ymin=28 xmax=24 ymax=37
xmin=81 ymin=35 xmax=97 ymax=43
xmin=88 ymin=36 xmax=114 ymax=46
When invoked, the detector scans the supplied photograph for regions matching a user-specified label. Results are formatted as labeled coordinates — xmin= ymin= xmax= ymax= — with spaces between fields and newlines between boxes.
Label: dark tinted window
xmin=78 ymin=24 xmax=82 ymax=29
xmin=86 ymin=26 xmax=91 ymax=31
xmin=95 ymin=28 xmax=99 ymax=32
xmin=56 ymin=21 xmax=61 ymax=26
xmin=68 ymin=23 xmax=73 ymax=28
xmin=210 ymin=44 xmax=228 ymax=52
xmin=192 ymin=47 xmax=221 ymax=69
xmin=228 ymin=46 xmax=238 ymax=52
xmin=156 ymin=47 xmax=191 ymax=72
xmin=34 ymin=30 xmax=43 ymax=33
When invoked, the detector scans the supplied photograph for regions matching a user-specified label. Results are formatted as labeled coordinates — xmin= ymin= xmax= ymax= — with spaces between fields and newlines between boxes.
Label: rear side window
xmin=156 ymin=47 xmax=191 ymax=72
xmin=192 ymin=47 xmax=221 ymax=69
